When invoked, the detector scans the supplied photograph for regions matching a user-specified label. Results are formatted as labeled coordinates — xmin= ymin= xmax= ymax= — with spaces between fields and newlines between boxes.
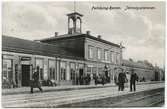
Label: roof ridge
xmin=2 ymin=35 xmax=62 ymax=48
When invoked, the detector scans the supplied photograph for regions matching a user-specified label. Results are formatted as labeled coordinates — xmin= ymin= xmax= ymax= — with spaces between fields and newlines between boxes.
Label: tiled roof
xmin=2 ymin=35 xmax=84 ymax=60
xmin=39 ymin=33 xmax=121 ymax=48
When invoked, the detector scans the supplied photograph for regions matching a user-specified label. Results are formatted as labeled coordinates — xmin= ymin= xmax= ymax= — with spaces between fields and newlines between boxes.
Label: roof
xmin=67 ymin=12 xmax=83 ymax=17
xmin=39 ymin=33 xmax=82 ymax=41
xmin=39 ymin=33 xmax=122 ymax=48
xmin=85 ymin=34 xmax=123 ymax=48
xmin=2 ymin=35 xmax=84 ymax=60
xmin=122 ymin=59 xmax=153 ymax=70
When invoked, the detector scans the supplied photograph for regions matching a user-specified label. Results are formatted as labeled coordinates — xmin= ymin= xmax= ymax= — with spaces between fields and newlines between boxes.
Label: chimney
xmin=55 ymin=32 xmax=58 ymax=37
xmin=97 ymin=35 xmax=102 ymax=39
xmin=86 ymin=31 xmax=90 ymax=35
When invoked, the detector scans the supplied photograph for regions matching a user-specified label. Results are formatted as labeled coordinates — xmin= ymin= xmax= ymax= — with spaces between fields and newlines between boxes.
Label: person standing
xmin=130 ymin=69 xmax=138 ymax=92
xmin=125 ymin=71 xmax=130 ymax=88
xmin=118 ymin=69 xmax=126 ymax=91
xmin=104 ymin=65 xmax=109 ymax=78
xmin=30 ymin=68 xmax=43 ymax=93
xmin=87 ymin=74 xmax=91 ymax=85
xmin=104 ymin=65 xmax=111 ymax=83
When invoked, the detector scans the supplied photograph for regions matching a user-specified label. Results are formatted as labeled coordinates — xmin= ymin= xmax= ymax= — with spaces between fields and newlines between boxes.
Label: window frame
xmin=104 ymin=49 xmax=109 ymax=61
xmin=88 ymin=45 xmax=94 ymax=59
xmin=2 ymin=59 xmax=13 ymax=81
xmin=110 ymin=51 xmax=114 ymax=63
xmin=97 ymin=47 xmax=102 ymax=60
xmin=116 ymin=53 xmax=120 ymax=64
xmin=70 ymin=62 xmax=76 ymax=80
xmin=35 ymin=58 xmax=44 ymax=81
xmin=48 ymin=59 xmax=56 ymax=80
xmin=60 ymin=61 xmax=67 ymax=80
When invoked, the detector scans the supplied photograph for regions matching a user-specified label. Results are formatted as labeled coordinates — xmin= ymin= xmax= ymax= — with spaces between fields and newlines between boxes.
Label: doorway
xmin=79 ymin=69 xmax=84 ymax=85
xmin=21 ymin=65 xmax=30 ymax=86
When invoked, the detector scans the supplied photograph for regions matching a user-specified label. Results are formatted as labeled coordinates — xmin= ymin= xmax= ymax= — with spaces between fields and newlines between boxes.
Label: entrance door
xmin=21 ymin=65 xmax=30 ymax=86
xmin=79 ymin=69 xmax=84 ymax=85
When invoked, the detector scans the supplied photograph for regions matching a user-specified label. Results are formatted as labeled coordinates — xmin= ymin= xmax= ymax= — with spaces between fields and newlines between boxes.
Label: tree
xmin=129 ymin=58 xmax=133 ymax=62
xmin=143 ymin=60 xmax=153 ymax=68
xmin=137 ymin=60 xmax=143 ymax=63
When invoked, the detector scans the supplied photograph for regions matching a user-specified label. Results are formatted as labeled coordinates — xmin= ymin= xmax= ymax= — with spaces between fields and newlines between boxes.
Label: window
xmin=104 ymin=50 xmax=109 ymax=61
xmin=114 ymin=53 xmax=117 ymax=64
xmin=2 ymin=59 xmax=12 ymax=81
xmin=79 ymin=64 xmax=84 ymax=79
xmin=98 ymin=67 xmax=103 ymax=74
xmin=79 ymin=64 xmax=84 ymax=69
xmin=92 ymin=67 xmax=97 ymax=74
xmin=87 ymin=67 xmax=91 ymax=73
xmin=88 ymin=45 xmax=94 ymax=59
xmin=116 ymin=53 xmax=120 ymax=64
xmin=110 ymin=51 xmax=114 ymax=62
xmin=36 ymin=59 xmax=44 ymax=80
xmin=70 ymin=63 xmax=75 ymax=80
xmin=49 ymin=60 xmax=56 ymax=80
xmin=97 ymin=48 xmax=102 ymax=60
xmin=87 ymin=64 xmax=93 ymax=74
xmin=60 ymin=62 xmax=66 ymax=80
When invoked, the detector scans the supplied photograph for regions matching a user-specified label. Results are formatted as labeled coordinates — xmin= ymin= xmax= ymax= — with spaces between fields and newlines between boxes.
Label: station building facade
xmin=2 ymin=12 xmax=157 ymax=88
xmin=2 ymin=31 xmax=122 ymax=88
xmin=39 ymin=12 xmax=123 ymax=83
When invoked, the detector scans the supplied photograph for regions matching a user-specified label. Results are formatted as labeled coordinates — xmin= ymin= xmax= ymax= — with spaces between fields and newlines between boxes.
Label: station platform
xmin=58 ymin=84 xmax=164 ymax=107
xmin=2 ymin=81 xmax=164 ymax=108
xmin=2 ymin=81 xmax=163 ymax=95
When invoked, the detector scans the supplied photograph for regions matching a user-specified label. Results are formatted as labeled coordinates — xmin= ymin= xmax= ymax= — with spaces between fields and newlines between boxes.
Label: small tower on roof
xmin=67 ymin=2 xmax=83 ymax=34
xmin=67 ymin=12 xmax=83 ymax=34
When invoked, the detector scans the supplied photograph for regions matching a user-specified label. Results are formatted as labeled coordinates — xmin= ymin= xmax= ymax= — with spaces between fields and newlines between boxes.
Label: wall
xmin=41 ymin=36 xmax=85 ymax=58
xmin=124 ymin=66 xmax=154 ymax=81
xmin=84 ymin=37 xmax=122 ymax=84
xmin=85 ymin=37 xmax=122 ymax=65
xmin=2 ymin=50 xmax=86 ymax=88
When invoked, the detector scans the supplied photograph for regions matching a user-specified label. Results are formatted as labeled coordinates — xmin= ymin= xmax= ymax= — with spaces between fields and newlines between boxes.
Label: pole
xmin=74 ymin=1 xmax=76 ymax=12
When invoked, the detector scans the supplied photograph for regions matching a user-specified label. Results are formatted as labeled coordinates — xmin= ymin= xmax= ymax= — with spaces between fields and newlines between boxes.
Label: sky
xmin=2 ymin=1 xmax=165 ymax=67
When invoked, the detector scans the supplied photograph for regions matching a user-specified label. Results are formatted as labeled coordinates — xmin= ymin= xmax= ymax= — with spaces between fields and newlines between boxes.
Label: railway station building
xmin=122 ymin=60 xmax=155 ymax=81
xmin=2 ymin=12 xmax=156 ymax=88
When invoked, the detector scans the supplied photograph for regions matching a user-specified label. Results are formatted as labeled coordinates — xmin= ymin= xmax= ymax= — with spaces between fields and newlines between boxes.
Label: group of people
xmin=30 ymin=69 xmax=92 ymax=93
xmin=81 ymin=73 xmax=91 ymax=85
xmin=75 ymin=73 xmax=91 ymax=85
xmin=30 ymin=67 xmax=138 ymax=94
xmin=117 ymin=68 xmax=138 ymax=92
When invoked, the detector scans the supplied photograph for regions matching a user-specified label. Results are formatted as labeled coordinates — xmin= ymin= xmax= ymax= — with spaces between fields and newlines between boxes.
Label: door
xmin=79 ymin=69 xmax=84 ymax=85
xmin=21 ymin=65 xmax=30 ymax=86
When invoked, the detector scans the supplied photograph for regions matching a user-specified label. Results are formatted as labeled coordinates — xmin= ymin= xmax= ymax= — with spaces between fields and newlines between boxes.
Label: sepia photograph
xmin=1 ymin=1 xmax=165 ymax=108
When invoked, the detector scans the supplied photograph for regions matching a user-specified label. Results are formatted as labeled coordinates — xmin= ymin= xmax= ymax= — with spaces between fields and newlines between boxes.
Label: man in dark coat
xmin=104 ymin=65 xmax=109 ymax=78
xmin=130 ymin=69 xmax=138 ymax=92
xmin=86 ymin=74 xmax=91 ymax=85
xmin=30 ymin=69 xmax=43 ymax=93
xmin=118 ymin=69 xmax=127 ymax=91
